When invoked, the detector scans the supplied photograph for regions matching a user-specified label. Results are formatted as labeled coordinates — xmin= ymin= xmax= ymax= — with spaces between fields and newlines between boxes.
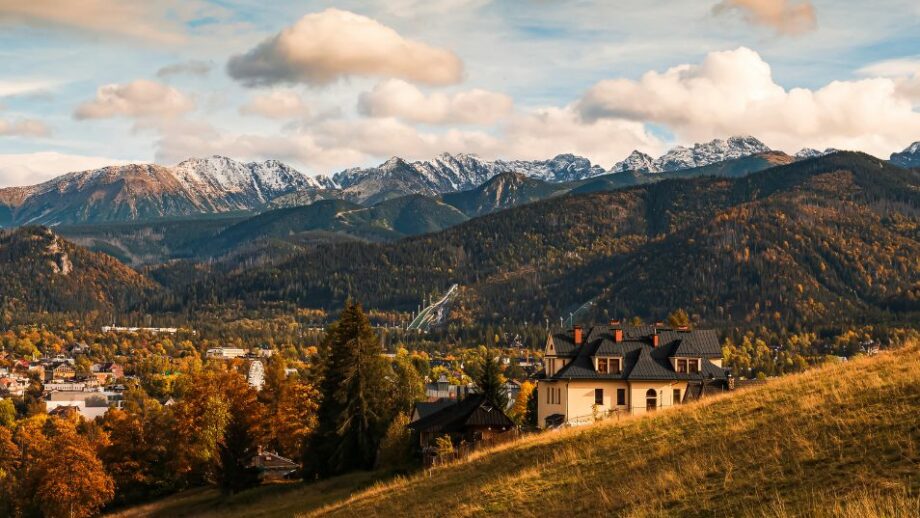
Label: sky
xmin=0 ymin=0 xmax=918 ymax=186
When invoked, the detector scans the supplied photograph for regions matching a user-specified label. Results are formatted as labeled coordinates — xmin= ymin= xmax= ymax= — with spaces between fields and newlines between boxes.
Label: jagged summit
xmin=611 ymin=150 xmax=655 ymax=173
xmin=329 ymin=152 xmax=605 ymax=203
xmin=611 ymin=136 xmax=771 ymax=174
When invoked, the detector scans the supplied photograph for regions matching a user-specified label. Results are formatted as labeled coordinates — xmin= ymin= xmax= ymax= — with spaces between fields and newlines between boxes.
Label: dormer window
xmin=674 ymin=358 xmax=701 ymax=373
xmin=595 ymin=357 xmax=622 ymax=374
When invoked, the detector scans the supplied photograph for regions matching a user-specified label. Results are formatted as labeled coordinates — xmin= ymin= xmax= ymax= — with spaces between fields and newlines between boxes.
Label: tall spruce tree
xmin=307 ymin=301 xmax=394 ymax=477
xmin=477 ymin=352 xmax=508 ymax=409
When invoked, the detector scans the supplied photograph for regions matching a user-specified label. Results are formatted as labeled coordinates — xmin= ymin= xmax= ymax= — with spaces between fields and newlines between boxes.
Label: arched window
xmin=645 ymin=389 xmax=657 ymax=412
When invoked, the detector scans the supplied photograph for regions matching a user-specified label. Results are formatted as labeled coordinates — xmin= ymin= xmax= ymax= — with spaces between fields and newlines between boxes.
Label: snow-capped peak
xmin=794 ymin=148 xmax=838 ymax=160
xmin=611 ymin=150 xmax=655 ymax=174
xmin=890 ymin=141 xmax=920 ymax=168
xmin=611 ymin=136 xmax=771 ymax=174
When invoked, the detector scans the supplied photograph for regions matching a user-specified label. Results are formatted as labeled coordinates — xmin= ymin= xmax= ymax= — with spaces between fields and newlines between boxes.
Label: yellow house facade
xmin=537 ymin=322 xmax=730 ymax=428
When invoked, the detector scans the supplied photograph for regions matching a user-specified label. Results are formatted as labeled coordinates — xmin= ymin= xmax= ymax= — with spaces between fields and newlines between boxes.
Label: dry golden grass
xmin=115 ymin=343 xmax=920 ymax=517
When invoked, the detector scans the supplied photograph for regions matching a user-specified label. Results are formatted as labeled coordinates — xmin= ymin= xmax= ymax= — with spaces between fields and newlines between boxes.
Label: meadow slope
xmin=111 ymin=343 xmax=919 ymax=517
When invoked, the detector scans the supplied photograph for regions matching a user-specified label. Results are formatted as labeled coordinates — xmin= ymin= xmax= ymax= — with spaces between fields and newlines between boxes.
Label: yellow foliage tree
xmin=509 ymin=381 xmax=535 ymax=425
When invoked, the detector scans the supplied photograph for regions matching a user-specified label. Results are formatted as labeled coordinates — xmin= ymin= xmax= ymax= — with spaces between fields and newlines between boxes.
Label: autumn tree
xmin=39 ymin=420 xmax=115 ymax=517
xmin=170 ymin=370 xmax=233 ymax=486
xmin=666 ymin=308 xmax=691 ymax=329
xmin=391 ymin=348 xmax=425 ymax=415
xmin=376 ymin=412 xmax=414 ymax=470
xmin=99 ymin=388 xmax=177 ymax=504
xmin=171 ymin=368 xmax=265 ymax=493
xmin=0 ymin=426 xmax=19 ymax=516
xmin=0 ymin=399 xmax=15 ymax=428
xmin=509 ymin=381 xmax=535 ymax=425
xmin=307 ymin=301 xmax=395 ymax=477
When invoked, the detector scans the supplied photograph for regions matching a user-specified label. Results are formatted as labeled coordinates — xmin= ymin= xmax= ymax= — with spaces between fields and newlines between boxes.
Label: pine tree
xmin=214 ymin=372 xmax=264 ymax=495
xmin=476 ymin=352 xmax=508 ymax=409
xmin=307 ymin=301 xmax=395 ymax=477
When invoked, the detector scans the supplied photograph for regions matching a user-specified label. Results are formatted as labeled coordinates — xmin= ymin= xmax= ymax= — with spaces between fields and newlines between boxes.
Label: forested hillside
xmin=0 ymin=227 xmax=158 ymax=314
xmin=151 ymin=153 xmax=920 ymax=328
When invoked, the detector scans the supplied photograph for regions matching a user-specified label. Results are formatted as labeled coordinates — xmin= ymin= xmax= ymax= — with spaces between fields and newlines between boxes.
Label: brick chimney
xmin=652 ymin=333 xmax=659 ymax=348
xmin=573 ymin=325 xmax=583 ymax=345
xmin=609 ymin=319 xmax=623 ymax=343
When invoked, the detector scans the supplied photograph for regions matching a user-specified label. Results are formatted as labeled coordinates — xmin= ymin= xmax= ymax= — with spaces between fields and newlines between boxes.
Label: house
xmin=537 ymin=322 xmax=731 ymax=428
xmin=248 ymin=449 xmax=299 ymax=480
xmin=45 ymin=389 xmax=124 ymax=420
xmin=48 ymin=405 xmax=83 ymax=420
xmin=44 ymin=381 xmax=88 ymax=392
xmin=91 ymin=362 xmax=124 ymax=383
xmin=48 ymin=363 xmax=76 ymax=381
xmin=45 ymin=391 xmax=110 ymax=420
xmin=424 ymin=374 xmax=473 ymax=400
xmin=408 ymin=394 xmax=516 ymax=465
xmin=206 ymin=347 xmax=246 ymax=359
xmin=0 ymin=377 xmax=29 ymax=397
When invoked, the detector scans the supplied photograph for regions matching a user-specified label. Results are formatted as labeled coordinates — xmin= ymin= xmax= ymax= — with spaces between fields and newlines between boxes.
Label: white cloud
xmin=74 ymin=80 xmax=195 ymax=120
xmin=150 ymin=100 xmax=661 ymax=176
xmin=500 ymin=107 xmax=663 ymax=167
xmin=239 ymin=90 xmax=310 ymax=120
xmin=858 ymin=58 xmax=920 ymax=103
xmin=858 ymin=57 xmax=920 ymax=78
xmin=0 ymin=151 xmax=133 ymax=188
xmin=227 ymin=8 xmax=464 ymax=87
xmin=577 ymin=47 xmax=920 ymax=156
xmin=0 ymin=0 xmax=194 ymax=44
xmin=0 ymin=117 xmax=50 ymax=137
xmin=0 ymin=79 xmax=57 ymax=98
xmin=151 ymin=119 xmax=364 ymax=174
xmin=713 ymin=0 xmax=816 ymax=35
xmin=358 ymin=79 xmax=513 ymax=124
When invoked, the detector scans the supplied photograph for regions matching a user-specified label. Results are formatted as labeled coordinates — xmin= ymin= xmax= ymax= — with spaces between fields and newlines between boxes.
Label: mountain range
xmin=13 ymin=135 xmax=914 ymax=227
xmin=2 ymin=150 xmax=918 ymax=332
xmin=0 ymin=157 xmax=331 ymax=226
xmin=141 ymin=152 xmax=919 ymax=328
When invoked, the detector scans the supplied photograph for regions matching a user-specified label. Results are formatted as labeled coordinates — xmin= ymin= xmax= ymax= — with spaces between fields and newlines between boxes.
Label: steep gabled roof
xmin=547 ymin=324 xmax=727 ymax=382
xmin=408 ymin=394 xmax=515 ymax=434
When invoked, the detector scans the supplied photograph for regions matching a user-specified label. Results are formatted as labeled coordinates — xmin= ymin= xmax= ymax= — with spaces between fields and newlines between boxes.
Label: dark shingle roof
xmin=682 ymin=379 xmax=730 ymax=402
xmin=412 ymin=398 xmax=457 ymax=422
xmin=408 ymin=394 xmax=515 ymax=434
xmin=549 ymin=325 xmax=727 ymax=382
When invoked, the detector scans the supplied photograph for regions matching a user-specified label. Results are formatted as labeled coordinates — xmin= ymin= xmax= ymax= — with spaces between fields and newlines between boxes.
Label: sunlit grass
xmin=114 ymin=343 xmax=920 ymax=517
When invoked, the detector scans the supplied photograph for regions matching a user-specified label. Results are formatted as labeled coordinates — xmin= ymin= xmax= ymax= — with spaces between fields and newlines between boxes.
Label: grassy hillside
xmin=112 ymin=343 xmax=920 ymax=517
